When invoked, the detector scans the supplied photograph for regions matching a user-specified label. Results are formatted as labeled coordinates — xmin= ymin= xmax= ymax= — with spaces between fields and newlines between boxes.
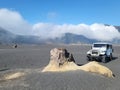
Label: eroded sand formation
xmin=0 ymin=72 xmax=26 ymax=81
xmin=4 ymin=72 xmax=25 ymax=80
xmin=42 ymin=48 xmax=114 ymax=78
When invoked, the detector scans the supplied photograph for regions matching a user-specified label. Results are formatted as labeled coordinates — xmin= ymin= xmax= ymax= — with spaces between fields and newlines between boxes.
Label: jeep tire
xmin=102 ymin=56 xmax=107 ymax=63
xmin=87 ymin=56 xmax=91 ymax=61
xmin=109 ymin=53 xmax=113 ymax=61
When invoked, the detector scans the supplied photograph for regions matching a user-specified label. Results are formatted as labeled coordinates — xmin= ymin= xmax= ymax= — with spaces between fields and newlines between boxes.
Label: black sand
xmin=0 ymin=44 xmax=120 ymax=90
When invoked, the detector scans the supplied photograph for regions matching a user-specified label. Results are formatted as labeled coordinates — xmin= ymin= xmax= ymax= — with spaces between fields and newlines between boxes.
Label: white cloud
xmin=0 ymin=8 xmax=32 ymax=35
xmin=89 ymin=23 xmax=120 ymax=41
xmin=33 ymin=23 xmax=120 ymax=41
xmin=0 ymin=8 xmax=120 ymax=41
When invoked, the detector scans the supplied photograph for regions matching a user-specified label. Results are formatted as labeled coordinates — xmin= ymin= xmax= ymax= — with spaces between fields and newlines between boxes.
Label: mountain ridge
xmin=0 ymin=26 xmax=120 ymax=44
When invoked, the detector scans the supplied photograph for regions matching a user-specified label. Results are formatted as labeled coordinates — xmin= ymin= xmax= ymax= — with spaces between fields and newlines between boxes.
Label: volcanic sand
xmin=0 ymin=44 xmax=120 ymax=90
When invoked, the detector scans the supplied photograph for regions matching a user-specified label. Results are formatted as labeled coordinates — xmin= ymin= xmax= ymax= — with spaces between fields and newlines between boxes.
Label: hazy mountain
xmin=13 ymin=35 xmax=44 ymax=44
xmin=0 ymin=26 xmax=120 ymax=44
xmin=0 ymin=27 xmax=16 ymax=44
xmin=0 ymin=27 xmax=44 ymax=44
xmin=112 ymin=26 xmax=120 ymax=43
xmin=104 ymin=24 xmax=120 ymax=32
xmin=114 ymin=26 xmax=120 ymax=32
xmin=50 ymin=33 xmax=98 ymax=44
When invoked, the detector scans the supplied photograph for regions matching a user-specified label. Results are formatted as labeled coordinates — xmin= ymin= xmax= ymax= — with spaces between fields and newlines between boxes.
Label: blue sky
xmin=0 ymin=0 xmax=120 ymax=25
xmin=0 ymin=0 xmax=120 ymax=41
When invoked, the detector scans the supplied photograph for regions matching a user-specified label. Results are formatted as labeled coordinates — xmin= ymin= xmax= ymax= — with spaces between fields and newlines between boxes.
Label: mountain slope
xmin=0 ymin=26 xmax=120 ymax=44
xmin=0 ymin=27 xmax=44 ymax=44
xmin=114 ymin=26 xmax=120 ymax=32
xmin=14 ymin=35 xmax=44 ymax=44
xmin=53 ymin=33 xmax=98 ymax=44
xmin=0 ymin=27 xmax=16 ymax=44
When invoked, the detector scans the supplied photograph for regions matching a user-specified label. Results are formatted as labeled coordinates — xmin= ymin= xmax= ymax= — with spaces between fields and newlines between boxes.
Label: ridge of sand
xmin=42 ymin=61 xmax=114 ymax=78
xmin=3 ymin=72 xmax=25 ymax=80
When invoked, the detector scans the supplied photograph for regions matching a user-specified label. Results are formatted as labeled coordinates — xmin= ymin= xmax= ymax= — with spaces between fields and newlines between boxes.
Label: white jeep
xmin=87 ymin=42 xmax=113 ymax=63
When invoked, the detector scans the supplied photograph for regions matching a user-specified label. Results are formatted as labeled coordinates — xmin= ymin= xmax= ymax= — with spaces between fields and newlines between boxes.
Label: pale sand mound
xmin=42 ymin=61 xmax=114 ymax=77
xmin=42 ymin=48 xmax=114 ymax=78
xmin=79 ymin=61 xmax=114 ymax=77
xmin=4 ymin=72 xmax=25 ymax=80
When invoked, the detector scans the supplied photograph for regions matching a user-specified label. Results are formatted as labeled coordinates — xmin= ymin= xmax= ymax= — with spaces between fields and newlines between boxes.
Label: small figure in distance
xmin=12 ymin=44 xmax=17 ymax=48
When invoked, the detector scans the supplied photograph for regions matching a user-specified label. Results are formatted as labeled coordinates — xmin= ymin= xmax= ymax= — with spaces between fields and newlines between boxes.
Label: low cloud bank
xmin=0 ymin=8 xmax=120 ymax=41
xmin=33 ymin=23 xmax=120 ymax=41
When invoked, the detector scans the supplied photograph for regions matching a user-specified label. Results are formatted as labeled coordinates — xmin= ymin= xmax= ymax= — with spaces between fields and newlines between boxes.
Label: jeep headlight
xmin=100 ymin=51 xmax=106 ymax=55
xmin=87 ymin=50 xmax=92 ymax=54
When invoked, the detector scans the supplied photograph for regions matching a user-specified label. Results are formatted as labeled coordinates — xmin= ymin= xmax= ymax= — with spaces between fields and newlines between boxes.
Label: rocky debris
xmin=50 ymin=48 xmax=75 ymax=67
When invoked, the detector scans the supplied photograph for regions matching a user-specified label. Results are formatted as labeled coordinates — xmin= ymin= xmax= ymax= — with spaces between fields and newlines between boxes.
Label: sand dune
xmin=4 ymin=72 xmax=25 ymax=80
xmin=42 ymin=61 xmax=114 ymax=77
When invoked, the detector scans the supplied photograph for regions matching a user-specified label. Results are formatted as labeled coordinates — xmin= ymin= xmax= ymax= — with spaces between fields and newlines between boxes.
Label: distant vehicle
xmin=87 ymin=42 xmax=113 ymax=63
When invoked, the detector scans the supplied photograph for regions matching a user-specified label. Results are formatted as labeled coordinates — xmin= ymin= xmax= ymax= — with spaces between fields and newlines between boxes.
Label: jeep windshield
xmin=93 ymin=44 xmax=106 ymax=47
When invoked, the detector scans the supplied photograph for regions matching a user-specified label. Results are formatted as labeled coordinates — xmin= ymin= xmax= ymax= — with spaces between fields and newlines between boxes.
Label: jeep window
xmin=93 ymin=44 xmax=106 ymax=47
xmin=107 ymin=44 xmax=109 ymax=49
xmin=109 ymin=45 xmax=112 ymax=48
